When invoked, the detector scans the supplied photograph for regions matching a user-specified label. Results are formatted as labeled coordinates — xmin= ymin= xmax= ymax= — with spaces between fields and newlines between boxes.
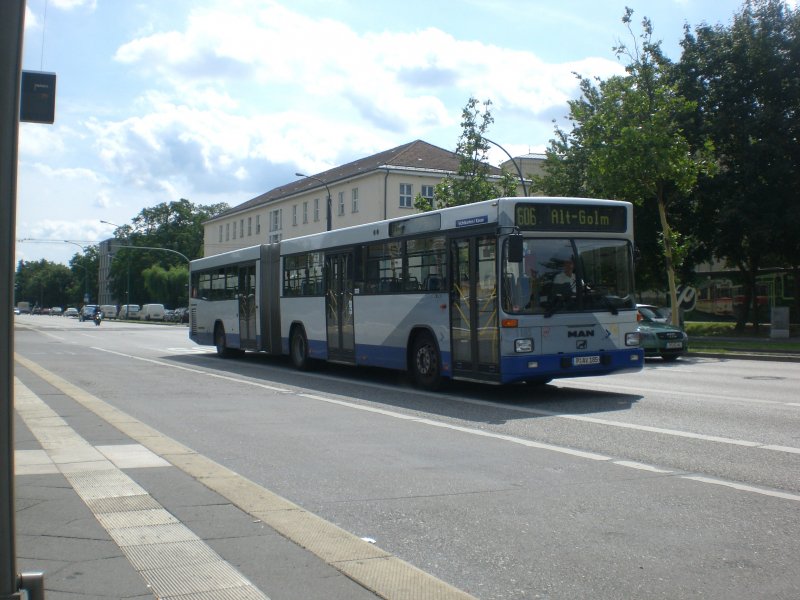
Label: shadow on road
xmin=164 ymin=350 xmax=643 ymax=424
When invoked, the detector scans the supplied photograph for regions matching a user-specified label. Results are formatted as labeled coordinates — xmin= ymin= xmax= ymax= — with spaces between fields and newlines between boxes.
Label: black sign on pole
xmin=20 ymin=71 xmax=56 ymax=124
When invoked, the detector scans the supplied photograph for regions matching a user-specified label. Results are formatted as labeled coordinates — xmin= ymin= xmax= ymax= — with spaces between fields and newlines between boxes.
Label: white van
xmin=100 ymin=305 xmax=118 ymax=319
xmin=119 ymin=304 xmax=140 ymax=319
xmin=140 ymin=303 xmax=165 ymax=321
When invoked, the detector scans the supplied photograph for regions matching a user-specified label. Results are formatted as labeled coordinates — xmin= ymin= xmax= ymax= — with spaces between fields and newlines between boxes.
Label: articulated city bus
xmin=189 ymin=197 xmax=643 ymax=388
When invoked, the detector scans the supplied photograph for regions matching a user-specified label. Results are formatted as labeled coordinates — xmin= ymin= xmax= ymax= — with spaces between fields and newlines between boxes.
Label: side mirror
xmin=507 ymin=234 xmax=523 ymax=263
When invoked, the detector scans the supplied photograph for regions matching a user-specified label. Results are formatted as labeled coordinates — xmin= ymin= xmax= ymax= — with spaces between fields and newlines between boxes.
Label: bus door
xmin=325 ymin=252 xmax=355 ymax=362
xmin=238 ymin=263 xmax=257 ymax=350
xmin=450 ymin=236 xmax=499 ymax=380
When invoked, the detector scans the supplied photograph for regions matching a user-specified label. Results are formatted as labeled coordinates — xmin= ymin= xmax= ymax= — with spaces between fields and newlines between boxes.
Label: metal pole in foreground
xmin=1 ymin=2 xmax=45 ymax=598
xmin=1 ymin=1 xmax=24 ymax=598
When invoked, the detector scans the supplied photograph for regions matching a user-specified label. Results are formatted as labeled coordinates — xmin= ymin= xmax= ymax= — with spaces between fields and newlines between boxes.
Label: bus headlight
xmin=515 ymin=338 xmax=533 ymax=353
xmin=625 ymin=332 xmax=640 ymax=346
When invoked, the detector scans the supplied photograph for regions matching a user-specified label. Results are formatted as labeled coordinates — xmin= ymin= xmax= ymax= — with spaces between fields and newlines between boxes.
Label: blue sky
xmin=16 ymin=0 xmax=767 ymax=265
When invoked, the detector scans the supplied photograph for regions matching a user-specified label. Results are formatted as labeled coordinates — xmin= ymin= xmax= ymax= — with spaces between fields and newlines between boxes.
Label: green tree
xmin=67 ymin=245 xmax=100 ymax=305
xmin=535 ymin=8 xmax=715 ymax=325
xmin=15 ymin=259 xmax=75 ymax=308
xmin=141 ymin=264 xmax=189 ymax=308
xmin=677 ymin=0 xmax=800 ymax=327
xmin=415 ymin=97 xmax=518 ymax=211
xmin=108 ymin=199 xmax=228 ymax=306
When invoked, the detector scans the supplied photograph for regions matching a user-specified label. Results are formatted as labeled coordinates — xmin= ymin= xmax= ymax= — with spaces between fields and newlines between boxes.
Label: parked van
xmin=140 ymin=303 xmax=165 ymax=321
xmin=119 ymin=304 xmax=140 ymax=319
xmin=100 ymin=305 xmax=118 ymax=319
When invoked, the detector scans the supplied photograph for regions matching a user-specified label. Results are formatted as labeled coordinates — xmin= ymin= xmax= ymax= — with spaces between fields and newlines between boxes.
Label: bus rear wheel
xmin=290 ymin=327 xmax=311 ymax=370
xmin=410 ymin=332 xmax=442 ymax=390
xmin=215 ymin=323 xmax=232 ymax=358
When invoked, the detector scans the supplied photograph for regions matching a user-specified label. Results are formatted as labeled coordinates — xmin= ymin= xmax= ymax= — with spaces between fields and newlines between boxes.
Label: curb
xmin=687 ymin=350 xmax=800 ymax=363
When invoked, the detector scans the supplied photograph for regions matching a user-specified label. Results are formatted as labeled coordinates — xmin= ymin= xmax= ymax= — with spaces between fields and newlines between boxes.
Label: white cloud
xmin=19 ymin=123 xmax=67 ymax=157
xmin=50 ymin=0 xmax=97 ymax=11
xmin=94 ymin=0 xmax=622 ymax=196
xmin=24 ymin=6 xmax=40 ymax=30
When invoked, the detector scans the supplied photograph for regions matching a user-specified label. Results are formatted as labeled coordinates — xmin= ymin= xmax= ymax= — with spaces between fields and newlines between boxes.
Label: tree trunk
xmin=747 ymin=261 xmax=760 ymax=333
xmin=656 ymin=185 xmax=680 ymax=327
xmin=793 ymin=266 xmax=800 ymax=326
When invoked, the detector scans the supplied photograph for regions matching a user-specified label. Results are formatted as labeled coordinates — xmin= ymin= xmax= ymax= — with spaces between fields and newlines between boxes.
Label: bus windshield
xmin=502 ymin=237 xmax=635 ymax=315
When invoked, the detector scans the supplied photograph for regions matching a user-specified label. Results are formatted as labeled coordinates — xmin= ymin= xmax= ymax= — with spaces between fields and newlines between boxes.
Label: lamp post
xmin=62 ymin=240 xmax=90 ymax=304
xmin=483 ymin=137 xmax=528 ymax=196
xmin=101 ymin=220 xmax=130 ymax=313
xmin=295 ymin=172 xmax=332 ymax=231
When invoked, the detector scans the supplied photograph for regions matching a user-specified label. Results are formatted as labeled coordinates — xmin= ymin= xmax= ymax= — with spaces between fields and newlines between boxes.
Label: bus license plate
xmin=573 ymin=355 xmax=600 ymax=366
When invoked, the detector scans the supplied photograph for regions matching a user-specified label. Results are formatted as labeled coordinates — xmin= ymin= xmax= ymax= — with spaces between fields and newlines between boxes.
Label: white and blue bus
xmin=189 ymin=197 xmax=643 ymax=388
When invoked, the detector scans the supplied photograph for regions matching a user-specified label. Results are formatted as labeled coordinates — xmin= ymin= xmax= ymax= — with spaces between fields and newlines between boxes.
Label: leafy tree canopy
xmin=415 ymin=97 xmax=518 ymax=211
xmin=677 ymin=0 xmax=800 ymax=326
xmin=534 ymin=8 xmax=715 ymax=324
xmin=106 ymin=198 xmax=229 ymax=307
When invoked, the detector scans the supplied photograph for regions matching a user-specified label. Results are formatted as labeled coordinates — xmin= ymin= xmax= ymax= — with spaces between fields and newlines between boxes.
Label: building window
xmin=352 ymin=187 xmax=359 ymax=213
xmin=226 ymin=223 xmax=230 ymax=241
xmin=293 ymin=204 xmax=298 ymax=226
xmin=270 ymin=209 xmax=282 ymax=232
xmin=338 ymin=191 xmax=345 ymax=216
xmin=303 ymin=201 xmax=308 ymax=224
xmin=232 ymin=220 xmax=237 ymax=239
xmin=400 ymin=183 xmax=413 ymax=208
xmin=248 ymin=217 xmax=252 ymax=236
xmin=314 ymin=198 xmax=320 ymax=222
xmin=256 ymin=215 xmax=261 ymax=234
xmin=421 ymin=184 xmax=435 ymax=209
xmin=240 ymin=219 xmax=244 ymax=237
xmin=218 ymin=225 xmax=223 ymax=243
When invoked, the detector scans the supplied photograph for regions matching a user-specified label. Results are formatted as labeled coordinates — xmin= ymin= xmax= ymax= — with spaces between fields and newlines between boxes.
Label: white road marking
xmin=682 ymin=476 xmax=800 ymax=503
xmin=555 ymin=379 xmax=800 ymax=408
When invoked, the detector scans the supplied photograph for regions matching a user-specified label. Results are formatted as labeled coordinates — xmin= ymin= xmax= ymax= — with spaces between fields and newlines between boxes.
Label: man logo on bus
xmin=568 ymin=330 xmax=595 ymax=338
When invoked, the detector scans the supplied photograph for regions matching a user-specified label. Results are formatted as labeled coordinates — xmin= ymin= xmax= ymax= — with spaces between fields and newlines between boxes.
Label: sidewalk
xmin=12 ymin=357 xmax=474 ymax=600
xmin=688 ymin=336 xmax=800 ymax=362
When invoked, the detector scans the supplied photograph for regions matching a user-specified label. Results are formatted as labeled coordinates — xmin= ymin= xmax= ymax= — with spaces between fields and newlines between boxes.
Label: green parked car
xmin=636 ymin=304 xmax=688 ymax=361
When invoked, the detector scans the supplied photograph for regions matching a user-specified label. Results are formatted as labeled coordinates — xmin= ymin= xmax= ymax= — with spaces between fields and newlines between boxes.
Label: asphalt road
xmin=13 ymin=315 xmax=800 ymax=599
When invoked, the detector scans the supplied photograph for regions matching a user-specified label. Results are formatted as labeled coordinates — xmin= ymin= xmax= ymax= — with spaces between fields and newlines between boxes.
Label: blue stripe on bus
xmin=499 ymin=348 xmax=644 ymax=384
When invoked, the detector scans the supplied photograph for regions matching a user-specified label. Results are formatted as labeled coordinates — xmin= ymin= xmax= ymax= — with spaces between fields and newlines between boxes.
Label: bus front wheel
xmin=410 ymin=332 xmax=442 ymax=390
xmin=290 ymin=327 xmax=311 ymax=370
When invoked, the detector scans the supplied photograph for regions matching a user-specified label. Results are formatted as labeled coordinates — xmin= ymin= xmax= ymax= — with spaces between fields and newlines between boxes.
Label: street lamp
xmin=62 ymin=240 xmax=90 ymax=304
xmin=483 ymin=137 xmax=528 ymax=196
xmin=295 ymin=172 xmax=332 ymax=231
xmin=101 ymin=220 xmax=130 ymax=313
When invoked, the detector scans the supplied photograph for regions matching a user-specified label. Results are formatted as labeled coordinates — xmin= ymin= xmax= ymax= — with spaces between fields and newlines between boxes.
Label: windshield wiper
xmin=544 ymin=294 xmax=566 ymax=318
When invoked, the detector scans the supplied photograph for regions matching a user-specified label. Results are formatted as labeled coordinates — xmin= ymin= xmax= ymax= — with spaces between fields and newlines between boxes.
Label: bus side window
xmin=424 ymin=275 xmax=441 ymax=291
xmin=405 ymin=276 xmax=419 ymax=291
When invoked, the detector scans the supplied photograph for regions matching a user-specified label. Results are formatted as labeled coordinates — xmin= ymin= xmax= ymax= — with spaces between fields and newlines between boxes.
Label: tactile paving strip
xmin=15 ymin=380 xmax=271 ymax=600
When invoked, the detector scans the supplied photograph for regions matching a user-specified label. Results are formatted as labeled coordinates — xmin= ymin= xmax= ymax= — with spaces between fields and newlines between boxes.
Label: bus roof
xmin=280 ymin=196 xmax=631 ymax=255
xmin=193 ymin=196 xmax=633 ymax=266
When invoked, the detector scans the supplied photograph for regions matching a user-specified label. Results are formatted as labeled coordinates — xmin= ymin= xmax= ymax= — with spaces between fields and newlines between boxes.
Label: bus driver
xmin=553 ymin=257 xmax=578 ymax=295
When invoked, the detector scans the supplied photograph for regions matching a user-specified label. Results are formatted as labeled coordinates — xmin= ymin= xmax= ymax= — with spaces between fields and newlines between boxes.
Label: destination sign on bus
xmin=515 ymin=203 xmax=627 ymax=232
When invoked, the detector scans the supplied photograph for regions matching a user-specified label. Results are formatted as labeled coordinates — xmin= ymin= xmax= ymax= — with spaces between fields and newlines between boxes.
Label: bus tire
xmin=410 ymin=331 xmax=442 ymax=390
xmin=290 ymin=327 xmax=311 ymax=370
xmin=215 ymin=323 xmax=232 ymax=358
